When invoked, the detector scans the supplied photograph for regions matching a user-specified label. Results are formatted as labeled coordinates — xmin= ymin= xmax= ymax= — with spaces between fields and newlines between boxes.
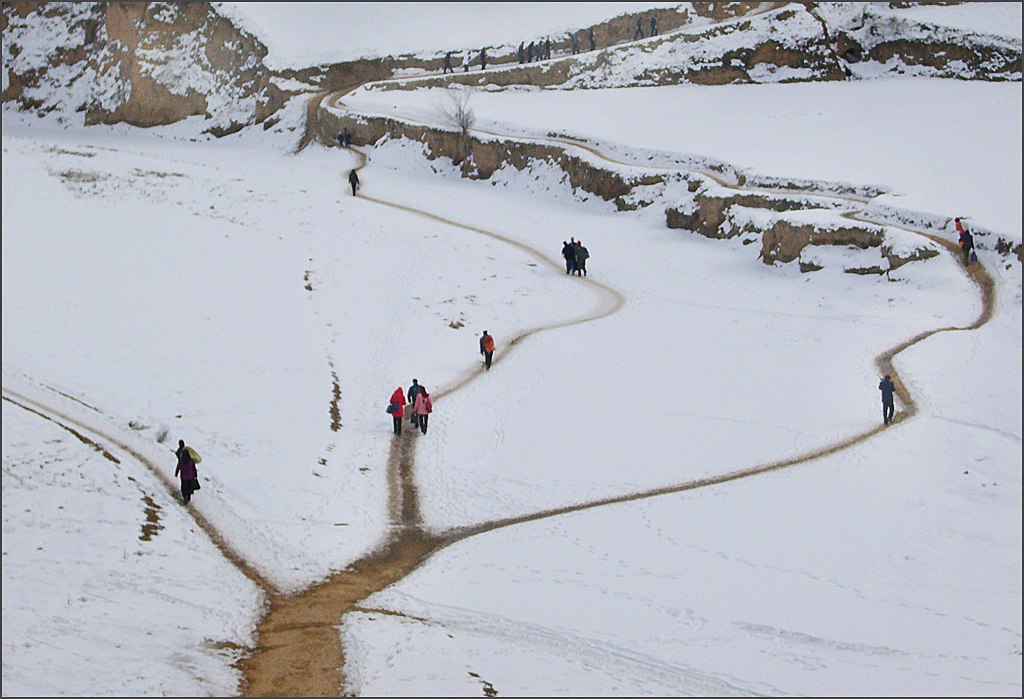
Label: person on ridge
xmin=443 ymin=51 xmax=454 ymax=74
xmin=480 ymin=330 xmax=495 ymax=370
xmin=349 ymin=168 xmax=360 ymax=196
xmin=174 ymin=439 xmax=202 ymax=504
xmin=388 ymin=386 xmax=406 ymax=435
xmin=588 ymin=27 xmax=596 ymax=51
xmin=878 ymin=374 xmax=896 ymax=426
xmin=956 ymin=217 xmax=975 ymax=266
xmin=407 ymin=379 xmax=424 ymax=426
xmin=413 ymin=387 xmax=433 ymax=435
xmin=650 ymin=15 xmax=658 ymax=36
xmin=480 ymin=47 xmax=487 ymax=70
xmin=633 ymin=17 xmax=644 ymax=40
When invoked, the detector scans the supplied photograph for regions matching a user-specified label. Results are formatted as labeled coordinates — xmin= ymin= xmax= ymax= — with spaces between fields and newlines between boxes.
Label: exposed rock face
xmin=760 ymin=219 xmax=885 ymax=265
xmin=319 ymin=108 xmax=667 ymax=209
xmin=374 ymin=3 xmax=1020 ymax=93
xmin=3 ymin=1 xmax=279 ymax=132
xmin=665 ymin=189 xmax=846 ymax=239
xmin=4 ymin=2 xmax=1020 ymax=130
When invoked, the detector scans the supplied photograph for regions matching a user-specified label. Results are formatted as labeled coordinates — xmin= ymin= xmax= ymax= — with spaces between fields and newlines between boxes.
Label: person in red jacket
xmin=955 ymin=217 xmax=975 ymax=266
xmin=388 ymin=386 xmax=406 ymax=435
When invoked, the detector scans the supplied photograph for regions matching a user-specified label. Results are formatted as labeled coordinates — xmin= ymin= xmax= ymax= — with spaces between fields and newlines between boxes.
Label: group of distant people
xmin=561 ymin=237 xmax=590 ymax=276
xmin=439 ymin=14 xmax=668 ymax=76
xmin=519 ymin=27 xmax=598 ymax=64
xmin=442 ymin=49 xmax=488 ymax=73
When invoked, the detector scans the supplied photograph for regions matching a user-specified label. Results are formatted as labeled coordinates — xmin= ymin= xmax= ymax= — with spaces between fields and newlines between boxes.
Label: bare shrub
xmin=437 ymin=87 xmax=476 ymax=137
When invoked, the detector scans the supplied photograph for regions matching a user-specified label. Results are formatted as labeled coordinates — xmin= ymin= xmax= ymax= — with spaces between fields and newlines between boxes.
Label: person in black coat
xmin=879 ymin=374 xmax=896 ymax=425
xmin=588 ymin=27 xmax=596 ymax=51
xmin=633 ymin=17 xmax=644 ymax=40
xmin=348 ymin=169 xmax=360 ymax=196
xmin=407 ymin=379 xmax=423 ymax=425
xmin=443 ymin=51 xmax=454 ymax=73
xmin=561 ymin=240 xmax=576 ymax=274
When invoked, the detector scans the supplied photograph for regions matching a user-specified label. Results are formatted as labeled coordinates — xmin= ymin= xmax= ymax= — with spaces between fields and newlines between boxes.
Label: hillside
xmin=3 ymin=2 xmax=1021 ymax=696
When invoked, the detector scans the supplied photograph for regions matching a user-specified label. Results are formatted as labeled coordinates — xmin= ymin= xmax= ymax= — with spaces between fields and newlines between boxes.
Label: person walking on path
xmin=413 ymin=387 xmax=433 ymax=434
xmin=575 ymin=240 xmax=590 ymax=277
xmin=633 ymin=17 xmax=644 ymax=40
xmin=348 ymin=168 xmax=360 ymax=196
xmin=336 ymin=131 xmax=345 ymax=148
xmin=588 ymin=27 xmax=596 ymax=51
xmin=518 ymin=42 xmax=525 ymax=64
xmin=650 ymin=15 xmax=658 ymax=36
xmin=480 ymin=330 xmax=495 ymax=370
xmin=878 ymin=374 xmax=896 ymax=425
xmin=571 ymin=32 xmax=579 ymax=54
xmin=388 ymin=386 xmax=406 ymax=435
xmin=527 ymin=41 xmax=535 ymax=62
xmin=443 ymin=51 xmax=454 ymax=73
xmin=544 ymin=38 xmax=552 ymax=60
xmin=343 ymin=127 xmax=352 ymax=148
xmin=956 ymin=217 xmax=975 ymax=266
xmin=174 ymin=439 xmax=202 ymax=504
xmin=407 ymin=379 xmax=424 ymax=426
xmin=479 ymin=47 xmax=487 ymax=70
xmin=561 ymin=240 xmax=577 ymax=274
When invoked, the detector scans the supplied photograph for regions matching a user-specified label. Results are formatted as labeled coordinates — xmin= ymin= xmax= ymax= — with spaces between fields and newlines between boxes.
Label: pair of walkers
xmin=388 ymin=380 xmax=433 ymax=435
xmin=561 ymin=237 xmax=590 ymax=276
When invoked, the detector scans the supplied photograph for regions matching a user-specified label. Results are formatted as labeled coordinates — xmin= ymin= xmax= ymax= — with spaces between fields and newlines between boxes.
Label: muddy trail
xmin=235 ymin=117 xmax=997 ymax=693
xmin=1 ymin=89 xmax=997 ymax=697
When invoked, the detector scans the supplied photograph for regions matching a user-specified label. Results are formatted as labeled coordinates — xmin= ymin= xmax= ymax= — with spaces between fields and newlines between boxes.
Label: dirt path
xmin=1 ymin=79 xmax=998 ymax=697
xmin=234 ymin=110 xmax=997 ymax=693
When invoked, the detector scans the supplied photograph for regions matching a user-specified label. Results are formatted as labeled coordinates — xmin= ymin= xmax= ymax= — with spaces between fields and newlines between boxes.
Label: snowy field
xmin=3 ymin=3 xmax=1022 ymax=697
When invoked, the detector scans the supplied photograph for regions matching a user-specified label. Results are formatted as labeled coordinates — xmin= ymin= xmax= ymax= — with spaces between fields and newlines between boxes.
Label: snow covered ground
xmin=3 ymin=3 xmax=1022 ymax=697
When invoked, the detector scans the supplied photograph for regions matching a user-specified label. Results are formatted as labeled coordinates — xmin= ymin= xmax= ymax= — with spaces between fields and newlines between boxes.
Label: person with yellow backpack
xmin=174 ymin=439 xmax=202 ymax=504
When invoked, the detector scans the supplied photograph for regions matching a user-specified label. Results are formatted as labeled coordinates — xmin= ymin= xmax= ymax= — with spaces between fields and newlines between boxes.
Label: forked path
xmin=0 ymin=116 xmax=996 ymax=697
xmin=236 ymin=133 xmax=996 ymax=694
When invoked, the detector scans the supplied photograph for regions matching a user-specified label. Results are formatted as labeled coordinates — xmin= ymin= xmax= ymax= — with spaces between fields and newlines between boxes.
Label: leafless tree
xmin=438 ymin=86 xmax=476 ymax=138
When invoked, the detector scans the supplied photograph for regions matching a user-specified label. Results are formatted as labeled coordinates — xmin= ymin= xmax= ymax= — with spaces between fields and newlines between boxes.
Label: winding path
xmin=234 ymin=90 xmax=996 ymax=693
xmin=1 ymin=59 xmax=999 ymax=699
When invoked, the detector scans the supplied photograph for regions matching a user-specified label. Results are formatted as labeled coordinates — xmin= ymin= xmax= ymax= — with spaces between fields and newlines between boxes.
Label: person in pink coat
xmin=388 ymin=387 xmax=406 ymax=435
xmin=413 ymin=387 xmax=433 ymax=435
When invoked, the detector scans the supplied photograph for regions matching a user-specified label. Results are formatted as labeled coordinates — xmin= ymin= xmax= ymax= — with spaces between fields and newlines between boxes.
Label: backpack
xmin=185 ymin=446 xmax=202 ymax=464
